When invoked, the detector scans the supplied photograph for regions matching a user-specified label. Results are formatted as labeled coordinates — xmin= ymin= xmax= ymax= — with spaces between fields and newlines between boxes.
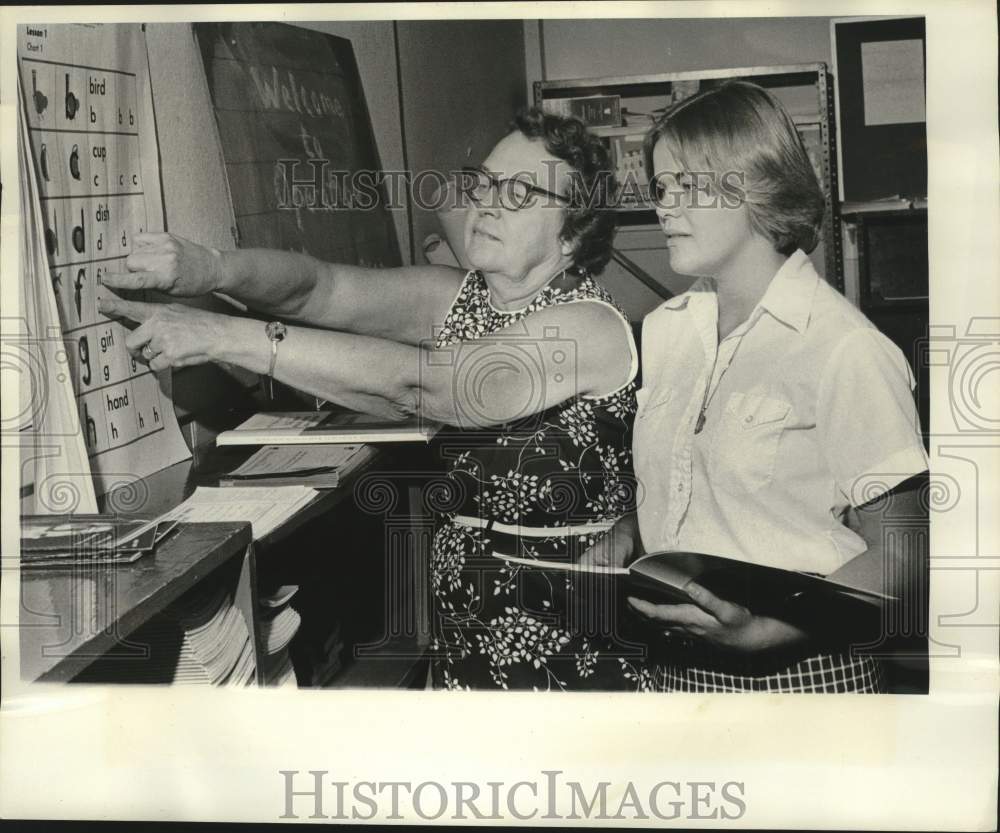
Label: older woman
xmin=583 ymin=82 xmax=929 ymax=693
xmin=99 ymin=108 xmax=648 ymax=691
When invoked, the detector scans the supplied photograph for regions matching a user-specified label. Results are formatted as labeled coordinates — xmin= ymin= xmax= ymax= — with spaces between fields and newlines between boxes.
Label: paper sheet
xmin=229 ymin=444 xmax=362 ymax=477
xmin=861 ymin=39 xmax=926 ymax=126
xmin=159 ymin=486 xmax=317 ymax=541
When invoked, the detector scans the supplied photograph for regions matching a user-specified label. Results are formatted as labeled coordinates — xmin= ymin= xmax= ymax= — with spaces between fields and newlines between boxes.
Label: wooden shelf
xmin=21 ymin=521 xmax=253 ymax=683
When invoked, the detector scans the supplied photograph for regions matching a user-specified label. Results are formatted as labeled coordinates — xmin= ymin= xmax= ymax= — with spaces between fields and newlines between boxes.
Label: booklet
xmin=217 ymin=444 xmax=363 ymax=488
xmin=491 ymin=549 xmax=895 ymax=611
xmin=215 ymin=412 xmax=440 ymax=446
xmin=21 ymin=519 xmax=180 ymax=568
xmin=21 ymin=515 xmax=162 ymax=554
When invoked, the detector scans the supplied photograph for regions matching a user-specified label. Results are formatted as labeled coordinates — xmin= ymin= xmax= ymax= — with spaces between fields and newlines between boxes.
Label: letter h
xmin=276 ymin=159 xmax=327 ymax=210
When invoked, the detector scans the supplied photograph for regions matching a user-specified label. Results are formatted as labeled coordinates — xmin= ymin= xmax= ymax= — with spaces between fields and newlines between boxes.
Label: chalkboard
xmin=194 ymin=22 xmax=400 ymax=268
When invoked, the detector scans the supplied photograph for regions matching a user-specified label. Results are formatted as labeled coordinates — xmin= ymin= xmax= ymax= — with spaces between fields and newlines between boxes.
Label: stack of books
xmin=174 ymin=577 xmax=257 ymax=687
xmin=20 ymin=515 xmax=179 ymax=568
xmin=219 ymin=444 xmax=365 ymax=489
xmin=259 ymin=584 xmax=302 ymax=687
xmin=73 ymin=563 xmax=257 ymax=686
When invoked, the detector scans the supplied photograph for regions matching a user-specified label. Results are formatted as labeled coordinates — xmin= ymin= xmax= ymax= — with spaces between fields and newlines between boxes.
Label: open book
xmin=216 ymin=411 xmax=440 ymax=446
xmin=492 ymin=550 xmax=895 ymax=610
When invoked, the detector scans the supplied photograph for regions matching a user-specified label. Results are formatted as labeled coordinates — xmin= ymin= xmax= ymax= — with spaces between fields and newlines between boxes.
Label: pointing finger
xmin=98 ymin=296 xmax=157 ymax=324
xmin=133 ymin=231 xmax=171 ymax=248
xmin=100 ymin=270 xmax=161 ymax=291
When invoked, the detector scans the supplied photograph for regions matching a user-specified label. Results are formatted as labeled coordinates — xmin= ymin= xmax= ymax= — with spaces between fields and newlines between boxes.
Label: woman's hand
xmin=579 ymin=512 xmax=641 ymax=568
xmin=101 ymin=232 xmax=224 ymax=298
xmin=98 ymin=294 xmax=233 ymax=372
xmin=628 ymin=583 xmax=810 ymax=654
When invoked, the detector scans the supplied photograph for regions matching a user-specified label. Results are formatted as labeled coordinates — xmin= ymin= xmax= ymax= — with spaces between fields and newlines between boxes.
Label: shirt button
xmin=745 ymin=415 xmax=754 ymax=423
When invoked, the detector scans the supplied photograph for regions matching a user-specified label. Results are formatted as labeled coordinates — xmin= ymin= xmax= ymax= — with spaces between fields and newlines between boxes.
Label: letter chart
xmin=18 ymin=24 xmax=189 ymax=494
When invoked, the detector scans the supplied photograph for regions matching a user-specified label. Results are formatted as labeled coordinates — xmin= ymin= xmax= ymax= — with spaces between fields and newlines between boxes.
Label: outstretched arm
xmin=101 ymin=233 xmax=464 ymax=345
xmin=98 ymin=295 xmax=635 ymax=428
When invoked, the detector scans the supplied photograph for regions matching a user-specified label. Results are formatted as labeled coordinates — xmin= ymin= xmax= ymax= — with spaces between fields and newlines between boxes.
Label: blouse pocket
xmin=710 ymin=391 xmax=792 ymax=493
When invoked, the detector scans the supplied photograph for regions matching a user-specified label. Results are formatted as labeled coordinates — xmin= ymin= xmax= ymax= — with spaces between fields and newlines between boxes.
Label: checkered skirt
xmin=656 ymin=652 xmax=884 ymax=693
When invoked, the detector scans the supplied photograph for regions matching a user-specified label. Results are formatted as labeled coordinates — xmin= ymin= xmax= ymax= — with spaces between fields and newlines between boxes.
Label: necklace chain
xmin=695 ymin=334 xmax=744 ymax=434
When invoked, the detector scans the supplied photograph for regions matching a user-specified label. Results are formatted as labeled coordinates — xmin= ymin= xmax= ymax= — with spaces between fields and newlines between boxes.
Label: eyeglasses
xmin=460 ymin=166 xmax=570 ymax=211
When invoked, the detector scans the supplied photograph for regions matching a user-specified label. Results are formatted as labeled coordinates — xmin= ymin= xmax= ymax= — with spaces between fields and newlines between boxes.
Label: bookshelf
xmin=534 ymin=63 xmax=844 ymax=293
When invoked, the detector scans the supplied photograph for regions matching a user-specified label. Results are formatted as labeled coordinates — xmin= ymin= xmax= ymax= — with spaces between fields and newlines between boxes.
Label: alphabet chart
xmin=18 ymin=23 xmax=190 ymax=496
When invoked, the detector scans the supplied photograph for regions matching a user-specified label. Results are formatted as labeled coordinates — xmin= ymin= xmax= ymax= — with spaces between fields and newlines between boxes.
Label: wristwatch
xmin=265 ymin=321 xmax=287 ymax=399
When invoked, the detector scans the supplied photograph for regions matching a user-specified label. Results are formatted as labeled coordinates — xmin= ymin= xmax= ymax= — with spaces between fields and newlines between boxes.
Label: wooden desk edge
xmin=21 ymin=521 xmax=252 ymax=684
xmin=21 ymin=439 xmax=420 ymax=686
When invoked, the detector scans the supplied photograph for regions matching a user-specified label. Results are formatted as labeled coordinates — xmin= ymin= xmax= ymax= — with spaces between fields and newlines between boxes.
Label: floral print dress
xmin=430 ymin=269 xmax=652 ymax=691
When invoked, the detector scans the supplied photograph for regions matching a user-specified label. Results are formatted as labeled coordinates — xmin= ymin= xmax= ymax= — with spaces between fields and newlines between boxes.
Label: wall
xmin=396 ymin=20 xmax=526 ymax=264
xmin=527 ymin=17 xmax=838 ymax=319
xmin=540 ymin=17 xmax=833 ymax=80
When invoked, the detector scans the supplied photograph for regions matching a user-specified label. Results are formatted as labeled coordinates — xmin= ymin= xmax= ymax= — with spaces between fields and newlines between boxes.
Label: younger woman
xmin=588 ymin=81 xmax=929 ymax=692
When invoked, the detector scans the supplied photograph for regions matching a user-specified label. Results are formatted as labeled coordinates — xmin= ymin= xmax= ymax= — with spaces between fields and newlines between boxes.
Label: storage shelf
xmin=534 ymin=61 xmax=844 ymax=293
xmin=592 ymin=124 xmax=653 ymax=137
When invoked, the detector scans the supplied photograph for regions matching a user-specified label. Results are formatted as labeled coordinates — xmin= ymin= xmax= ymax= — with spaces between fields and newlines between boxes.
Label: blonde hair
xmin=643 ymin=80 xmax=826 ymax=255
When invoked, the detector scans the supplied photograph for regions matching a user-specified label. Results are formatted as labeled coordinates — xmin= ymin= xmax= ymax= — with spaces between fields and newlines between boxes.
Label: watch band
xmin=264 ymin=321 xmax=287 ymax=399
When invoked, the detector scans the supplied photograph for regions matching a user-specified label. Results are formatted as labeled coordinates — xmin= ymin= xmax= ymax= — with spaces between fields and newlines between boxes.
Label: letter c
xmin=506 ymin=782 xmax=538 ymax=820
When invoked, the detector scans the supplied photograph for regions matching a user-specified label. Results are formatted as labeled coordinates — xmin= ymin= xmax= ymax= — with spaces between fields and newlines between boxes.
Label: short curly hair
xmin=513 ymin=108 xmax=617 ymax=276
xmin=643 ymin=81 xmax=826 ymax=256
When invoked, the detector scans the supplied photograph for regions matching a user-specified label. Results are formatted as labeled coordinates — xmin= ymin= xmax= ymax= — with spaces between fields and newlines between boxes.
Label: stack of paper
xmin=159 ymin=486 xmax=318 ymax=541
xmin=220 ymin=444 xmax=365 ymax=489
xmin=73 ymin=610 xmax=210 ymax=685
xmin=261 ymin=602 xmax=301 ymax=654
xmin=174 ymin=578 xmax=256 ymax=686
xmin=20 ymin=516 xmax=179 ymax=568
xmin=216 ymin=411 xmax=440 ymax=446
xmin=72 ymin=576 xmax=253 ymax=686
xmin=258 ymin=584 xmax=302 ymax=686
